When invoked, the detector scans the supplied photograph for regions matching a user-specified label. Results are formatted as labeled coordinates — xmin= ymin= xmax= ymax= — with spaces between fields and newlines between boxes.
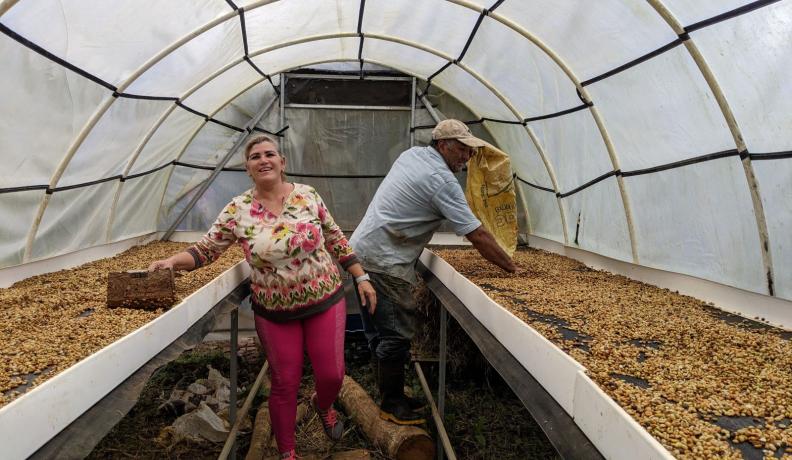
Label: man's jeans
xmin=358 ymin=271 xmax=417 ymax=363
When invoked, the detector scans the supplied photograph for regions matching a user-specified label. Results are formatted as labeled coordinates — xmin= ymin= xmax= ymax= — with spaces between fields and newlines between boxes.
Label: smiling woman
xmin=245 ymin=135 xmax=287 ymax=185
xmin=146 ymin=134 xmax=379 ymax=458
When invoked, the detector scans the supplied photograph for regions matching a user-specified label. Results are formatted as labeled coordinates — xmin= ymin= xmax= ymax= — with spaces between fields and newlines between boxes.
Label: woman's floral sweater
xmin=187 ymin=183 xmax=358 ymax=322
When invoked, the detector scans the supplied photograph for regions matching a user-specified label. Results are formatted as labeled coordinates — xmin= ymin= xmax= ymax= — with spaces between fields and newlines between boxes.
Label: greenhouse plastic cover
xmin=1 ymin=0 xmax=791 ymax=302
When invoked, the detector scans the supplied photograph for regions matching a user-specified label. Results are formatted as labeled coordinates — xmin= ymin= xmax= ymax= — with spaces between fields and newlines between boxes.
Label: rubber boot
xmin=371 ymin=355 xmax=380 ymax=394
xmin=378 ymin=359 xmax=426 ymax=425
xmin=404 ymin=393 xmax=427 ymax=412
xmin=375 ymin=357 xmax=425 ymax=410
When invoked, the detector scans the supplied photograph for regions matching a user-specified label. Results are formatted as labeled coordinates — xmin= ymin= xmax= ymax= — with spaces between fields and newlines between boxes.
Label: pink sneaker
xmin=280 ymin=449 xmax=298 ymax=459
xmin=311 ymin=392 xmax=344 ymax=441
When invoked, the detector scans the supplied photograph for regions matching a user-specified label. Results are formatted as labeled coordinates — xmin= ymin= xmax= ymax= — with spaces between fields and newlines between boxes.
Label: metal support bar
xmin=437 ymin=304 xmax=448 ymax=459
xmin=419 ymin=94 xmax=442 ymax=124
xmin=414 ymin=362 xmax=457 ymax=460
xmin=284 ymin=103 xmax=411 ymax=111
xmin=228 ymin=308 xmax=238 ymax=460
xmin=161 ymin=95 xmax=276 ymax=241
xmin=410 ymin=77 xmax=417 ymax=147
xmin=280 ymin=75 xmax=286 ymax=156
xmin=219 ymin=360 xmax=270 ymax=460
xmin=285 ymin=72 xmax=413 ymax=81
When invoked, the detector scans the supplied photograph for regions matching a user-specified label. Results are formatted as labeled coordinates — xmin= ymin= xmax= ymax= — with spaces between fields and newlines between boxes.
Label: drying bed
xmin=0 ymin=241 xmax=244 ymax=408
xmin=434 ymin=248 xmax=791 ymax=460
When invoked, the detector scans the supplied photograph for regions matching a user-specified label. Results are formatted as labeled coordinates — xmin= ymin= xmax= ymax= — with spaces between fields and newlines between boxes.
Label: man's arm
xmin=465 ymin=225 xmax=518 ymax=273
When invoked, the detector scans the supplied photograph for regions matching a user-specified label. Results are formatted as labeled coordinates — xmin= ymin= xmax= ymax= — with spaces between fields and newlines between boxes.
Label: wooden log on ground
xmin=337 ymin=376 xmax=434 ymax=460
xmin=330 ymin=449 xmax=370 ymax=459
xmin=244 ymin=376 xmax=272 ymax=460
xmin=268 ymin=402 xmax=309 ymax=449
xmin=245 ymin=404 xmax=308 ymax=454
xmin=245 ymin=406 xmax=271 ymax=460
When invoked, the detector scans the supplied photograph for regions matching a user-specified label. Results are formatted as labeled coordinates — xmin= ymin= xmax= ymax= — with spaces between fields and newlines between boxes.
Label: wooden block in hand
xmin=107 ymin=269 xmax=176 ymax=309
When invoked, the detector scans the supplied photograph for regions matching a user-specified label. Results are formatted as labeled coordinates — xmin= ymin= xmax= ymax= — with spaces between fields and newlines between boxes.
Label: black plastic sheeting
xmin=286 ymin=77 xmax=411 ymax=107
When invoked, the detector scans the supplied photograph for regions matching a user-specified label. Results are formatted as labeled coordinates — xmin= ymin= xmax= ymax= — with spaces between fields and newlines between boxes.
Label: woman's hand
xmin=148 ymin=258 xmax=175 ymax=271
xmin=357 ymin=280 xmax=377 ymax=315
xmin=148 ymin=251 xmax=196 ymax=272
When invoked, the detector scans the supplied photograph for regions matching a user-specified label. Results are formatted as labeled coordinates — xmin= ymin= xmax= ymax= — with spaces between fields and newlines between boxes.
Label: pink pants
xmin=254 ymin=300 xmax=346 ymax=453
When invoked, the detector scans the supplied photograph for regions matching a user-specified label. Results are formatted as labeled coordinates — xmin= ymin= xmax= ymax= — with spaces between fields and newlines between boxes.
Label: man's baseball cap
xmin=431 ymin=119 xmax=490 ymax=148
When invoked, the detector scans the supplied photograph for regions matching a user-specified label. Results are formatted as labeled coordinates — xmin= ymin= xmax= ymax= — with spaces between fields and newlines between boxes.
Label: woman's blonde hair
xmin=244 ymin=135 xmax=280 ymax=160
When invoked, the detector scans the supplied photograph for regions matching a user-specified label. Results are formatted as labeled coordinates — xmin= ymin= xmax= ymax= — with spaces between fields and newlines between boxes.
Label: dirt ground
xmin=87 ymin=329 xmax=557 ymax=459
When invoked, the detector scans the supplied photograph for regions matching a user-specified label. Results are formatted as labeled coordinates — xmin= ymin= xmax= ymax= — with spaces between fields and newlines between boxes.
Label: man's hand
xmin=504 ymin=259 xmax=519 ymax=274
xmin=466 ymin=226 xmax=517 ymax=274
xmin=508 ymin=263 xmax=528 ymax=276
xmin=357 ymin=280 xmax=377 ymax=315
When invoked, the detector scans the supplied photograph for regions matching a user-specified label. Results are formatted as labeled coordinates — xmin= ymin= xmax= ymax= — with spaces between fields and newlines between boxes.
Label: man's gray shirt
xmin=349 ymin=146 xmax=481 ymax=284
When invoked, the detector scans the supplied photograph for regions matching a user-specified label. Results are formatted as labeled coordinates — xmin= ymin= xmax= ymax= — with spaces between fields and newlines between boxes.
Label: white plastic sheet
xmin=180 ymin=123 xmax=242 ymax=165
xmin=124 ymin=19 xmax=243 ymax=97
xmin=363 ymin=0 xmax=479 ymax=60
xmin=211 ymin=80 xmax=272 ymax=131
xmin=529 ymin=109 xmax=612 ymax=193
xmin=244 ymin=0 xmax=358 ymax=52
xmin=2 ymin=0 xmax=229 ymax=86
xmin=158 ymin=167 xmax=211 ymax=230
xmin=169 ymin=170 xmax=249 ymax=232
xmin=753 ymin=160 xmax=792 ymax=299
xmin=0 ymin=36 xmax=107 ymax=188
xmin=624 ymin=157 xmax=766 ymax=294
xmin=433 ymin=65 xmax=516 ymax=121
xmin=180 ymin=62 xmax=261 ymax=117
xmin=363 ymin=39 xmax=447 ymax=80
xmin=110 ymin=169 xmax=171 ymax=241
xmin=690 ymin=1 xmax=792 ymax=153
xmin=661 ymin=0 xmax=750 ymax=27
xmin=517 ymin=182 xmax=564 ymax=243
xmin=130 ymin=109 xmax=205 ymax=174
xmin=226 ymin=75 xmax=280 ymax=122
xmin=250 ymin=38 xmax=359 ymax=76
xmin=0 ymin=191 xmax=42 ymax=267
xmin=560 ymin=179 xmax=632 ymax=263
xmin=31 ymin=182 xmax=117 ymax=261
xmin=462 ymin=15 xmax=580 ymax=117
xmin=585 ymin=46 xmax=734 ymax=171
xmin=483 ymin=122 xmax=552 ymax=189
xmin=58 ymin=97 xmax=173 ymax=187
xmin=494 ymin=0 xmax=676 ymax=82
